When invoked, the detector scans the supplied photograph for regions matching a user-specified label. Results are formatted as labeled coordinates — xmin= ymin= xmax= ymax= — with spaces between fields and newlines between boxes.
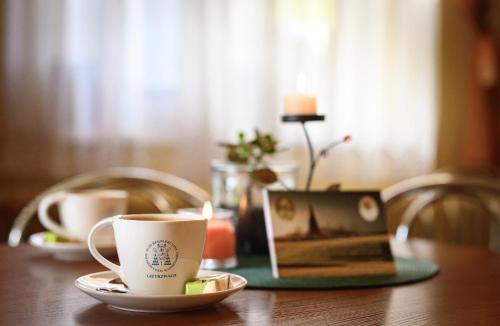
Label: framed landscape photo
xmin=263 ymin=190 xmax=395 ymax=278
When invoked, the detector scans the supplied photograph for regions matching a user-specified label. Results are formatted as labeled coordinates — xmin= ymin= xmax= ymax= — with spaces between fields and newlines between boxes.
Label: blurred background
xmin=0 ymin=0 xmax=499 ymax=246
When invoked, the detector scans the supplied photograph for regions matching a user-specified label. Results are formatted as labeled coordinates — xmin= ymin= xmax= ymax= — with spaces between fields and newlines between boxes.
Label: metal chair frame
xmin=382 ymin=172 xmax=500 ymax=249
xmin=8 ymin=167 xmax=210 ymax=246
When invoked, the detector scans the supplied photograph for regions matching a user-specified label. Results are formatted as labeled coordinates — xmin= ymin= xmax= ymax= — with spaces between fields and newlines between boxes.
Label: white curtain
xmin=2 ymin=0 xmax=439 ymax=190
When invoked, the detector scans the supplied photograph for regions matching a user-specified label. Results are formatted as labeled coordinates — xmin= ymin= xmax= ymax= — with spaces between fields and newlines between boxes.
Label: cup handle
xmin=88 ymin=217 xmax=121 ymax=275
xmin=38 ymin=191 xmax=74 ymax=239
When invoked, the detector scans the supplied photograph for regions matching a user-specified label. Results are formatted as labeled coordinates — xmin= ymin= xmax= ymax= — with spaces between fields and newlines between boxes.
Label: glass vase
xmin=211 ymin=160 xmax=298 ymax=254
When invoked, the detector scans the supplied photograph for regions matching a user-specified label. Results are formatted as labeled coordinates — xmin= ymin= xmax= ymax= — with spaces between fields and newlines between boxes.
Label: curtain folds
xmin=1 ymin=0 xmax=439 ymax=189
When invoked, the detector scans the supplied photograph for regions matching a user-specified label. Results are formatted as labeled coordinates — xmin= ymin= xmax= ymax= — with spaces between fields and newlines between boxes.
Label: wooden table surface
xmin=0 ymin=239 xmax=499 ymax=325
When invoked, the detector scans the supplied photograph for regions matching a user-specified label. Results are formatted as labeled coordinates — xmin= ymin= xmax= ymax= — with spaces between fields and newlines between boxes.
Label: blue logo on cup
xmin=145 ymin=240 xmax=179 ymax=272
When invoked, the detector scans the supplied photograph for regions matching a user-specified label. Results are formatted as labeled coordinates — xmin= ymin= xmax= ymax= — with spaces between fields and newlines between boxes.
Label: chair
xmin=8 ymin=167 xmax=210 ymax=246
xmin=382 ymin=171 xmax=500 ymax=251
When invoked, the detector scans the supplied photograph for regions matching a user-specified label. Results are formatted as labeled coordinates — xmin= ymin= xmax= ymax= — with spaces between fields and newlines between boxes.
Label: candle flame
xmin=296 ymin=72 xmax=307 ymax=94
xmin=202 ymin=201 xmax=213 ymax=219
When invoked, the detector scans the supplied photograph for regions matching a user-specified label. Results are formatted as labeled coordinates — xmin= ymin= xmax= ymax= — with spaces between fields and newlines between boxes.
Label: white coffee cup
xmin=88 ymin=214 xmax=207 ymax=295
xmin=38 ymin=190 xmax=128 ymax=244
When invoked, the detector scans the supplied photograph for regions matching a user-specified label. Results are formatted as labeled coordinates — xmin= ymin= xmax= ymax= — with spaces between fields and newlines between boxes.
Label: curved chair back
xmin=382 ymin=172 xmax=500 ymax=251
xmin=8 ymin=167 xmax=210 ymax=246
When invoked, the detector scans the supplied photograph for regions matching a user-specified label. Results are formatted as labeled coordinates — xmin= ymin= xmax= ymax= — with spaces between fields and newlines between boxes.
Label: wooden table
xmin=0 ymin=239 xmax=499 ymax=325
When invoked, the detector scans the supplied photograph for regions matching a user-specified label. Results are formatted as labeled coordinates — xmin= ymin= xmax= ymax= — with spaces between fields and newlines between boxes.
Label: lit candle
xmin=284 ymin=72 xmax=317 ymax=115
xmin=202 ymin=202 xmax=236 ymax=260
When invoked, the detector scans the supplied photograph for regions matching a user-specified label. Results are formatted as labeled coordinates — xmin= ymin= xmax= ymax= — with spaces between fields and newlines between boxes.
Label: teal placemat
xmin=223 ymin=255 xmax=439 ymax=289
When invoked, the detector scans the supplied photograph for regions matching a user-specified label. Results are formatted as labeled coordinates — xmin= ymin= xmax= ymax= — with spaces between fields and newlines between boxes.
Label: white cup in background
xmin=38 ymin=190 xmax=128 ymax=244
xmin=88 ymin=214 xmax=207 ymax=295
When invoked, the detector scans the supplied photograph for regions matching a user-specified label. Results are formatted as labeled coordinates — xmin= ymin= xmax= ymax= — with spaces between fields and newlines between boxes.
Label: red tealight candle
xmin=177 ymin=203 xmax=238 ymax=269
xmin=202 ymin=202 xmax=236 ymax=260
xmin=203 ymin=220 xmax=236 ymax=259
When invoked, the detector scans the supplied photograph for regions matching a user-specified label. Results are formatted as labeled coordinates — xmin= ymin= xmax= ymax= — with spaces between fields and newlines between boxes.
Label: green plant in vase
xmin=219 ymin=130 xmax=288 ymax=189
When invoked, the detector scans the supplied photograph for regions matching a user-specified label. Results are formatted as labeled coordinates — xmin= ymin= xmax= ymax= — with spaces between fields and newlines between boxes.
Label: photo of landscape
xmin=263 ymin=191 xmax=395 ymax=278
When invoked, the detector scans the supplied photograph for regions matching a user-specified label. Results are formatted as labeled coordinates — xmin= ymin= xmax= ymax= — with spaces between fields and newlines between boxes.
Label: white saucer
xmin=75 ymin=270 xmax=247 ymax=313
xmin=29 ymin=232 xmax=116 ymax=261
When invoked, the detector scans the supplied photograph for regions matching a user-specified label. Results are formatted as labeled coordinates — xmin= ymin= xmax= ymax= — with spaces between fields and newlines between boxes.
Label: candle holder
xmin=281 ymin=115 xmax=325 ymax=123
xmin=177 ymin=207 xmax=238 ymax=269
xmin=282 ymin=114 xmax=350 ymax=191
xmin=201 ymin=211 xmax=238 ymax=270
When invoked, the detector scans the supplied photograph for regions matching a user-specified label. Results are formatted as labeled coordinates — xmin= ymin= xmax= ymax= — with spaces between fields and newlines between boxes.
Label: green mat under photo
xmin=223 ymin=255 xmax=439 ymax=289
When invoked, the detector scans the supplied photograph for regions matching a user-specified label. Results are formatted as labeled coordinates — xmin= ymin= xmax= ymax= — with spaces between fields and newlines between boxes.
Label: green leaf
xmin=221 ymin=130 xmax=282 ymax=164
